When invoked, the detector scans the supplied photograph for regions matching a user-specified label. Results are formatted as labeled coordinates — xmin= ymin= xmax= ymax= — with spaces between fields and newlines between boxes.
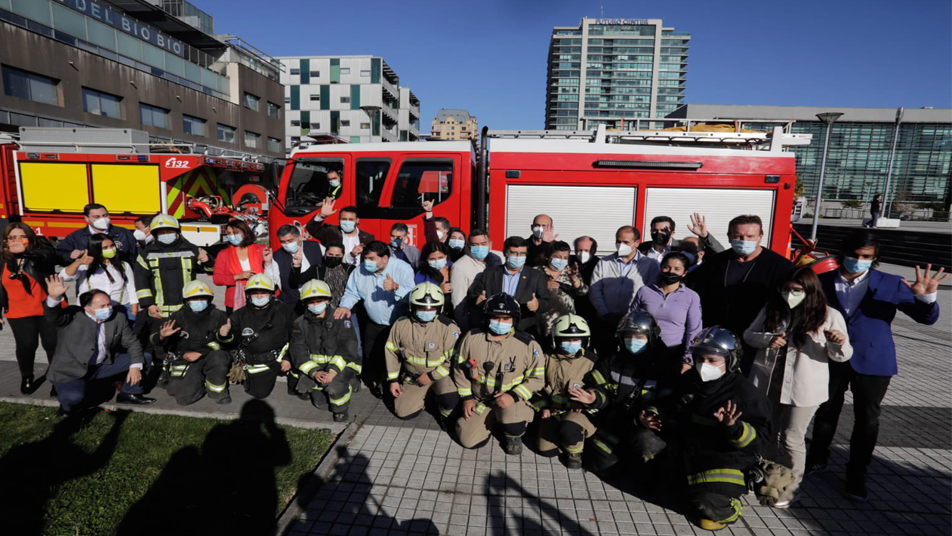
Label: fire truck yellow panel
xmin=91 ymin=164 xmax=161 ymax=214
xmin=19 ymin=162 xmax=89 ymax=213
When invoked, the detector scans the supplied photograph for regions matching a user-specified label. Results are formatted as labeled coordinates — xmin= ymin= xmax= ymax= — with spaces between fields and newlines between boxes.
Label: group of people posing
xmin=0 ymin=199 xmax=944 ymax=531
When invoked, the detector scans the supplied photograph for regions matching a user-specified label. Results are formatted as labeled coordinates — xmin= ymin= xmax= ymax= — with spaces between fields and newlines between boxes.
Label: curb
xmin=274 ymin=414 xmax=368 ymax=536
xmin=0 ymin=396 xmax=348 ymax=433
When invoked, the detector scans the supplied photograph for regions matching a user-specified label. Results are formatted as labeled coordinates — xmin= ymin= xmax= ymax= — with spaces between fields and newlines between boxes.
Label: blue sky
xmin=199 ymin=0 xmax=951 ymax=131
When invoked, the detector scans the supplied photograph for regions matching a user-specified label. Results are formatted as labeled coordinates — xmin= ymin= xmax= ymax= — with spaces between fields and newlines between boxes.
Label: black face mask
xmin=324 ymin=256 xmax=343 ymax=268
xmin=651 ymin=231 xmax=671 ymax=245
xmin=659 ymin=272 xmax=683 ymax=285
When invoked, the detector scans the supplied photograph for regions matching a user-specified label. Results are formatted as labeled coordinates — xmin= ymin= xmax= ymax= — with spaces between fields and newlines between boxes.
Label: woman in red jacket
xmin=213 ymin=220 xmax=275 ymax=314
xmin=0 ymin=223 xmax=58 ymax=394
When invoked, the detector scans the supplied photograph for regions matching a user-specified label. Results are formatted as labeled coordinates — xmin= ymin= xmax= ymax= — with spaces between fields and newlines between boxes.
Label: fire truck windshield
xmin=286 ymin=158 xmax=344 ymax=209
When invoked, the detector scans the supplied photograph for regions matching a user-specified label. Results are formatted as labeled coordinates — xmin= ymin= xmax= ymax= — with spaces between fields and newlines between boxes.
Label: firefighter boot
xmin=334 ymin=410 xmax=349 ymax=423
xmin=563 ymin=452 xmax=583 ymax=470
xmin=504 ymin=435 xmax=523 ymax=456
xmin=697 ymin=519 xmax=726 ymax=531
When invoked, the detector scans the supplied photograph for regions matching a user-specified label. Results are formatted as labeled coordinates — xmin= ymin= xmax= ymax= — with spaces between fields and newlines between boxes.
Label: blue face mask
xmin=188 ymin=300 xmax=209 ymax=312
xmin=448 ymin=238 xmax=465 ymax=250
xmin=470 ymin=245 xmax=489 ymax=260
xmin=506 ymin=255 xmax=526 ymax=270
xmin=251 ymin=296 xmax=270 ymax=307
xmin=415 ymin=310 xmax=437 ymax=323
xmin=843 ymin=256 xmax=873 ymax=274
xmin=624 ymin=337 xmax=648 ymax=354
xmin=225 ymin=235 xmax=242 ymax=246
xmin=94 ymin=306 xmax=112 ymax=322
xmin=156 ymin=233 xmax=176 ymax=245
xmin=282 ymin=241 xmax=300 ymax=254
xmin=390 ymin=238 xmax=403 ymax=248
xmin=340 ymin=220 xmax=357 ymax=233
xmin=560 ymin=341 xmax=582 ymax=355
xmin=363 ymin=259 xmax=379 ymax=273
xmin=550 ymin=258 xmax=568 ymax=271
xmin=308 ymin=302 xmax=328 ymax=315
xmin=428 ymin=258 xmax=447 ymax=270
xmin=488 ymin=319 xmax=512 ymax=335
xmin=731 ymin=239 xmax=759 ymax=256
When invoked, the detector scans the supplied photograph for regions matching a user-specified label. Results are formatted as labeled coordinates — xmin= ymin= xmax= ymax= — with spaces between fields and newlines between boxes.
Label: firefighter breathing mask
xmin=843 ymin=256 xmax=872 ymax=274
xmin=550 ymin=258 xmax=568 ymax=271
xmin=308 ymin=302 xmax=328 ymax=315
xmin=340 ymin=220 xmax=357 ymax=233
xmin=697 ymin=361 xmax=726 ymax=382
xmin=782 ymin=288 xmax=806 ymax=309
xmin=731 ymin=239 xmax=759 ymax=256
xmin=415 ymin=309 xmax=437 ymax=322
xmin=282 ymin=241 xmax=300 ymax=254
xmin=91 ymin=217 xmax=110 ymax=231
xmin=188 ymin=300 xmax=209 ymax=312
xmin=448 ymin=238 xmax=465 ymax=250
xmin=560 ymin=340 xmax=582 ymax=355
xmin=156 ymin=233 xmax=177 ymax=245
xmin=101 ymin=248 xmax=118 ymax=259
xmin=470 ymin=245 xmax=489 ymax=260
xmin=488 ymin=319 xmax=512 ymax=335
xmin=624 ymin=337 xmax=647 ymax=354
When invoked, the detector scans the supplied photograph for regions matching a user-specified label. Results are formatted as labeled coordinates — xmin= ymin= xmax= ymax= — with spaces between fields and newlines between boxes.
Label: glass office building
xmin=546 ymin=18 xmax=689 ymax=130
xmin=668 ymin=105 xmax=952 ymax=205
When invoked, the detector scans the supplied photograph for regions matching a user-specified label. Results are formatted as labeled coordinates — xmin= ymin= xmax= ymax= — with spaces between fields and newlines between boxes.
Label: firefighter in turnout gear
xmin=385 ymin=282 xmax=462 ymax=422
xmin=290 ymin=279 xmax=361 ymax=422
xmin=678 ymin=327 xmax=770 ymax=531
xmin=150 ymin=280 xmax=232 ymax=405
xmin=530 ymin=314 xmax=598 ymax=469
xmin=226 ymin=274 xmax=297 ymax=399
xmin=134 ymin=214 xmax=211 ymax=319
xmin=574 ymin=311 xmax=676 ymax=476
xmin=453 ymin=293 xmax=545 ymax=455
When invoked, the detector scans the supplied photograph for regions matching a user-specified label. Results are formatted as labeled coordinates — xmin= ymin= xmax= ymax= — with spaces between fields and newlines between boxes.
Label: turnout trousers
xmin=393 ymin=375 xmax=459 ymax=419
xmin=166 ymin=350 xmax=231 ymax=406
xmin=309 ymin=368 xmax=359 ymax=415
xmin=456 ymin=399 xmax=534 ymax=449
xmin=537 ymin=411 xmax=596 ymax=456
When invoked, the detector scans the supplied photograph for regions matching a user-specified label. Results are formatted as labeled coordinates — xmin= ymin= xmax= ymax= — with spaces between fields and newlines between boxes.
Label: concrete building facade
xmin=278 ymin=55 xmax=420 ymax=150
xmin=546 ymin=18 xmax=689 ymax=130
xmin=668 ymin=104 xmax=952 ymax=207
xmin=0 ymin=0 xmax=285 ymax=159
xmin=430 ymin=109 xmax=477 ymax=141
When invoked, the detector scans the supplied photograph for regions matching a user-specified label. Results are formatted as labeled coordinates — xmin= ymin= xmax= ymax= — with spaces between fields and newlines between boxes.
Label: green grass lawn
xmin=0 ymin=402 xmax=334 ymax=536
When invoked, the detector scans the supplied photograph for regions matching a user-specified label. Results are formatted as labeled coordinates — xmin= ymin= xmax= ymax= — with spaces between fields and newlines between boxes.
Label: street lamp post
xmin=881 ymin=107 xmax=904 ymax=218
xmin=810 ymin=112 xmax=844 ymax=242
xmin=360 ymin=105 xmax=381 ymax=142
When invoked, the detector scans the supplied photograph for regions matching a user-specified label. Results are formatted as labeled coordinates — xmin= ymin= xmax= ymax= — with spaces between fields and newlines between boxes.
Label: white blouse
xmin=60 ymin=262 xmax=137 ymax=307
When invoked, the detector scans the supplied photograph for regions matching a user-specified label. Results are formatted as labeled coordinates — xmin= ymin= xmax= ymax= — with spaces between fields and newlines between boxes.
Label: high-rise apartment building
xmin=278 ymin=56 xmax=420 ymax=150
xmin=546 ymin=18 xmax=689 ymax=130
xmin=430 ymin=109 xmax=477 ymax=141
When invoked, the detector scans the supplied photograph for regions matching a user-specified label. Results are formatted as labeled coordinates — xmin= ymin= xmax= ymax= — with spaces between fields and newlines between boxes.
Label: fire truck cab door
xmin=275 ymin=155 xmax=351 ymax=242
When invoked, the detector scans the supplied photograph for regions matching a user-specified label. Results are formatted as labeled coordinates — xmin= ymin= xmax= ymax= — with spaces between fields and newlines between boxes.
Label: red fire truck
xmin=270 ymin=121 xmax=811 ymax=256
xmin=0 ymin=128 xmax=271 ymax=247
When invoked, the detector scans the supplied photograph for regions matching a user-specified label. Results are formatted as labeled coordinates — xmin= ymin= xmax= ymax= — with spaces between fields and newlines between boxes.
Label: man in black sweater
xmin=686 ymin=214 xmax=793 ymax=374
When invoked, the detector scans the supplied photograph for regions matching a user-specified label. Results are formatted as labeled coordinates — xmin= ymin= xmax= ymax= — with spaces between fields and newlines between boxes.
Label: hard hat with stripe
xmin=300 ymin=279 xmax=332 ymax=301
xmin=182 ymin=280 xmax=214 ymax=298
xmin=151 ymin=214 xmax=180 ymax=231
xmin=245 ymin=273 xmax=276 ymax=292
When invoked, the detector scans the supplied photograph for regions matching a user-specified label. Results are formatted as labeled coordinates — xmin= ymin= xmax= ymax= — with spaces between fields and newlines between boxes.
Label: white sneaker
xmin=773 ymin=490 xmax=801 ymax=509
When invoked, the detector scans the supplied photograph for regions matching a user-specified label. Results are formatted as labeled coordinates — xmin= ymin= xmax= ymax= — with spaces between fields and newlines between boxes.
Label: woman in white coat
xmin=60 ymin=234 xmax=138 ymax=320
xmin=745 ymin=266 xmax=852 ymax=508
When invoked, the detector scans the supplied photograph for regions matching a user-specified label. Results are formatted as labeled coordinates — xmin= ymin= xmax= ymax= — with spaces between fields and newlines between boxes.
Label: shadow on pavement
xmin=485 ymin=470 xmax=596 ymax=536
xmin=0 ymin=408 xmax=129 ymax=536
xmin=118 ymin=399 xmax=291 ymax=535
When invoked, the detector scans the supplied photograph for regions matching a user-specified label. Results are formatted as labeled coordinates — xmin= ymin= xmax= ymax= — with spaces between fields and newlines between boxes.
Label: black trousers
xmin=809 ymin=365 xmax=892 ymax=472
xmin=8 ymin=315 xmax=57 ymax=378
xmin=361 ymin=322 xmax=390 ymax=389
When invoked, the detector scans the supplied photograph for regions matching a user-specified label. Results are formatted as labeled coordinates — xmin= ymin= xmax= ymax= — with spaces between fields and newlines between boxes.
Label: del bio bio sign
xmin=54 ymin=0 xmax=187 ymax=57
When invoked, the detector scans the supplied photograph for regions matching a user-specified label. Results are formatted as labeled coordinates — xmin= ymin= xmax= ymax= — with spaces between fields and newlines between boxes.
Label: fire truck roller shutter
xmin=19 ymin=162 xmax=89 ymax=213
xmin=505 ymin=185 xmax=638 ymax=254
xmin=643 ymin=187 xmax=776 ymax=249
xmin=91 ymin=164 xmax=162 ymax=215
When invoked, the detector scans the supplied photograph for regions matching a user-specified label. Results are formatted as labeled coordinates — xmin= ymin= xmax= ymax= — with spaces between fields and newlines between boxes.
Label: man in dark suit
xmin=306 ymin=201 xmax=374 ymax=265
xmin=468 ymin=236 xmax=550 ymax=333
xmin=44 ymin=275 xmax=154 ymax=415
xmin=807 ymin=231 xmax=944 ymax=502
xmin=274 ymin=224 xmax=323 ymax=312
xmin=55 ymin=203 xmax=138 ymax=264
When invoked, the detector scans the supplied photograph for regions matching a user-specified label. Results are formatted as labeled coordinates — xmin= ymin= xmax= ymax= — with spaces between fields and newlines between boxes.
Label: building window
xmin=341 ymin=96 xmax=351 ymax=104
xmin=290 ymin=68 xmax=300 ymax=75
xmin=267 ymin=101 xmax=280 ymax=119
xmin=139 ymin=103 xmax=169 ymax=129
xmin=217 ymin=123 xmax=236 ymax=143
xmin=81 ymin=88 xmax=122 ymax=119
xmin=310 ymin=122 xmax=320 ymax=129
xmin=360 ymin=123 xmax=370 ymax=130
xmin=268 ymin=137 xmax=281 ymax=153
xmin=341 ymin=120 xmax=351 ymax=127
xmin=310 ymin=71 xmax=320 ymax=77
xmin=290 ymin=120 xmax=301 ymax=127
xmin=310 ymin=94 xmax=320 ymax=101
xmin=285 ymin=97 xmax=291 ymax=104
xmin=244 ymin=130 xmax=260 ymax=148
xmin=340 ymin=68 xmax=350 ymax=75
xmin=360 ymin=70 xmax=371 ymax=77
xmin=2 ymin=66 xmax=58 ymax=106
xmin=182 ymin=114 xmax=206 ymax=137
xmin=244 ymin=92 xmax=260 ymax=111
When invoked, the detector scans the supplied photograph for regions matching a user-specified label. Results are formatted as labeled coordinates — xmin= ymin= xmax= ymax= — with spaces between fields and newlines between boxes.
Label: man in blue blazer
xmin=808 ymin=231 xmax=945 ymax=502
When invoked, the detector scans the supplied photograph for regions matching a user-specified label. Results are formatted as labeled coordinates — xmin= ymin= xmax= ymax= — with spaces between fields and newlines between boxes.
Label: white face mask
xmin=782 ymin=289 xmax=806 ymax=309
xmin=91 ymin=217 xmax=110 ymax=231
xmin=133 ymin=229 xmax=147 ymax=241
xmin=436 ymin=230 xmax=445 ymax=240
xmin=579 ymin=251 xmax=591 ymax=264
xmin=616 ymin=243 xmax=633 ymax=257
xmin=698 ymin=362 xmax=725 ymax=382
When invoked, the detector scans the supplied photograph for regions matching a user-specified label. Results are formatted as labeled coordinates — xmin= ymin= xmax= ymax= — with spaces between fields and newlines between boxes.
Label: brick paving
xmin=0 ymin=271 xmax=949 ymax=535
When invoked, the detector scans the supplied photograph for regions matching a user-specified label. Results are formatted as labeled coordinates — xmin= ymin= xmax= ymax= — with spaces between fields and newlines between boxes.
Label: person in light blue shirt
xmin=334 ymin=241 xmax=415 ymax=397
